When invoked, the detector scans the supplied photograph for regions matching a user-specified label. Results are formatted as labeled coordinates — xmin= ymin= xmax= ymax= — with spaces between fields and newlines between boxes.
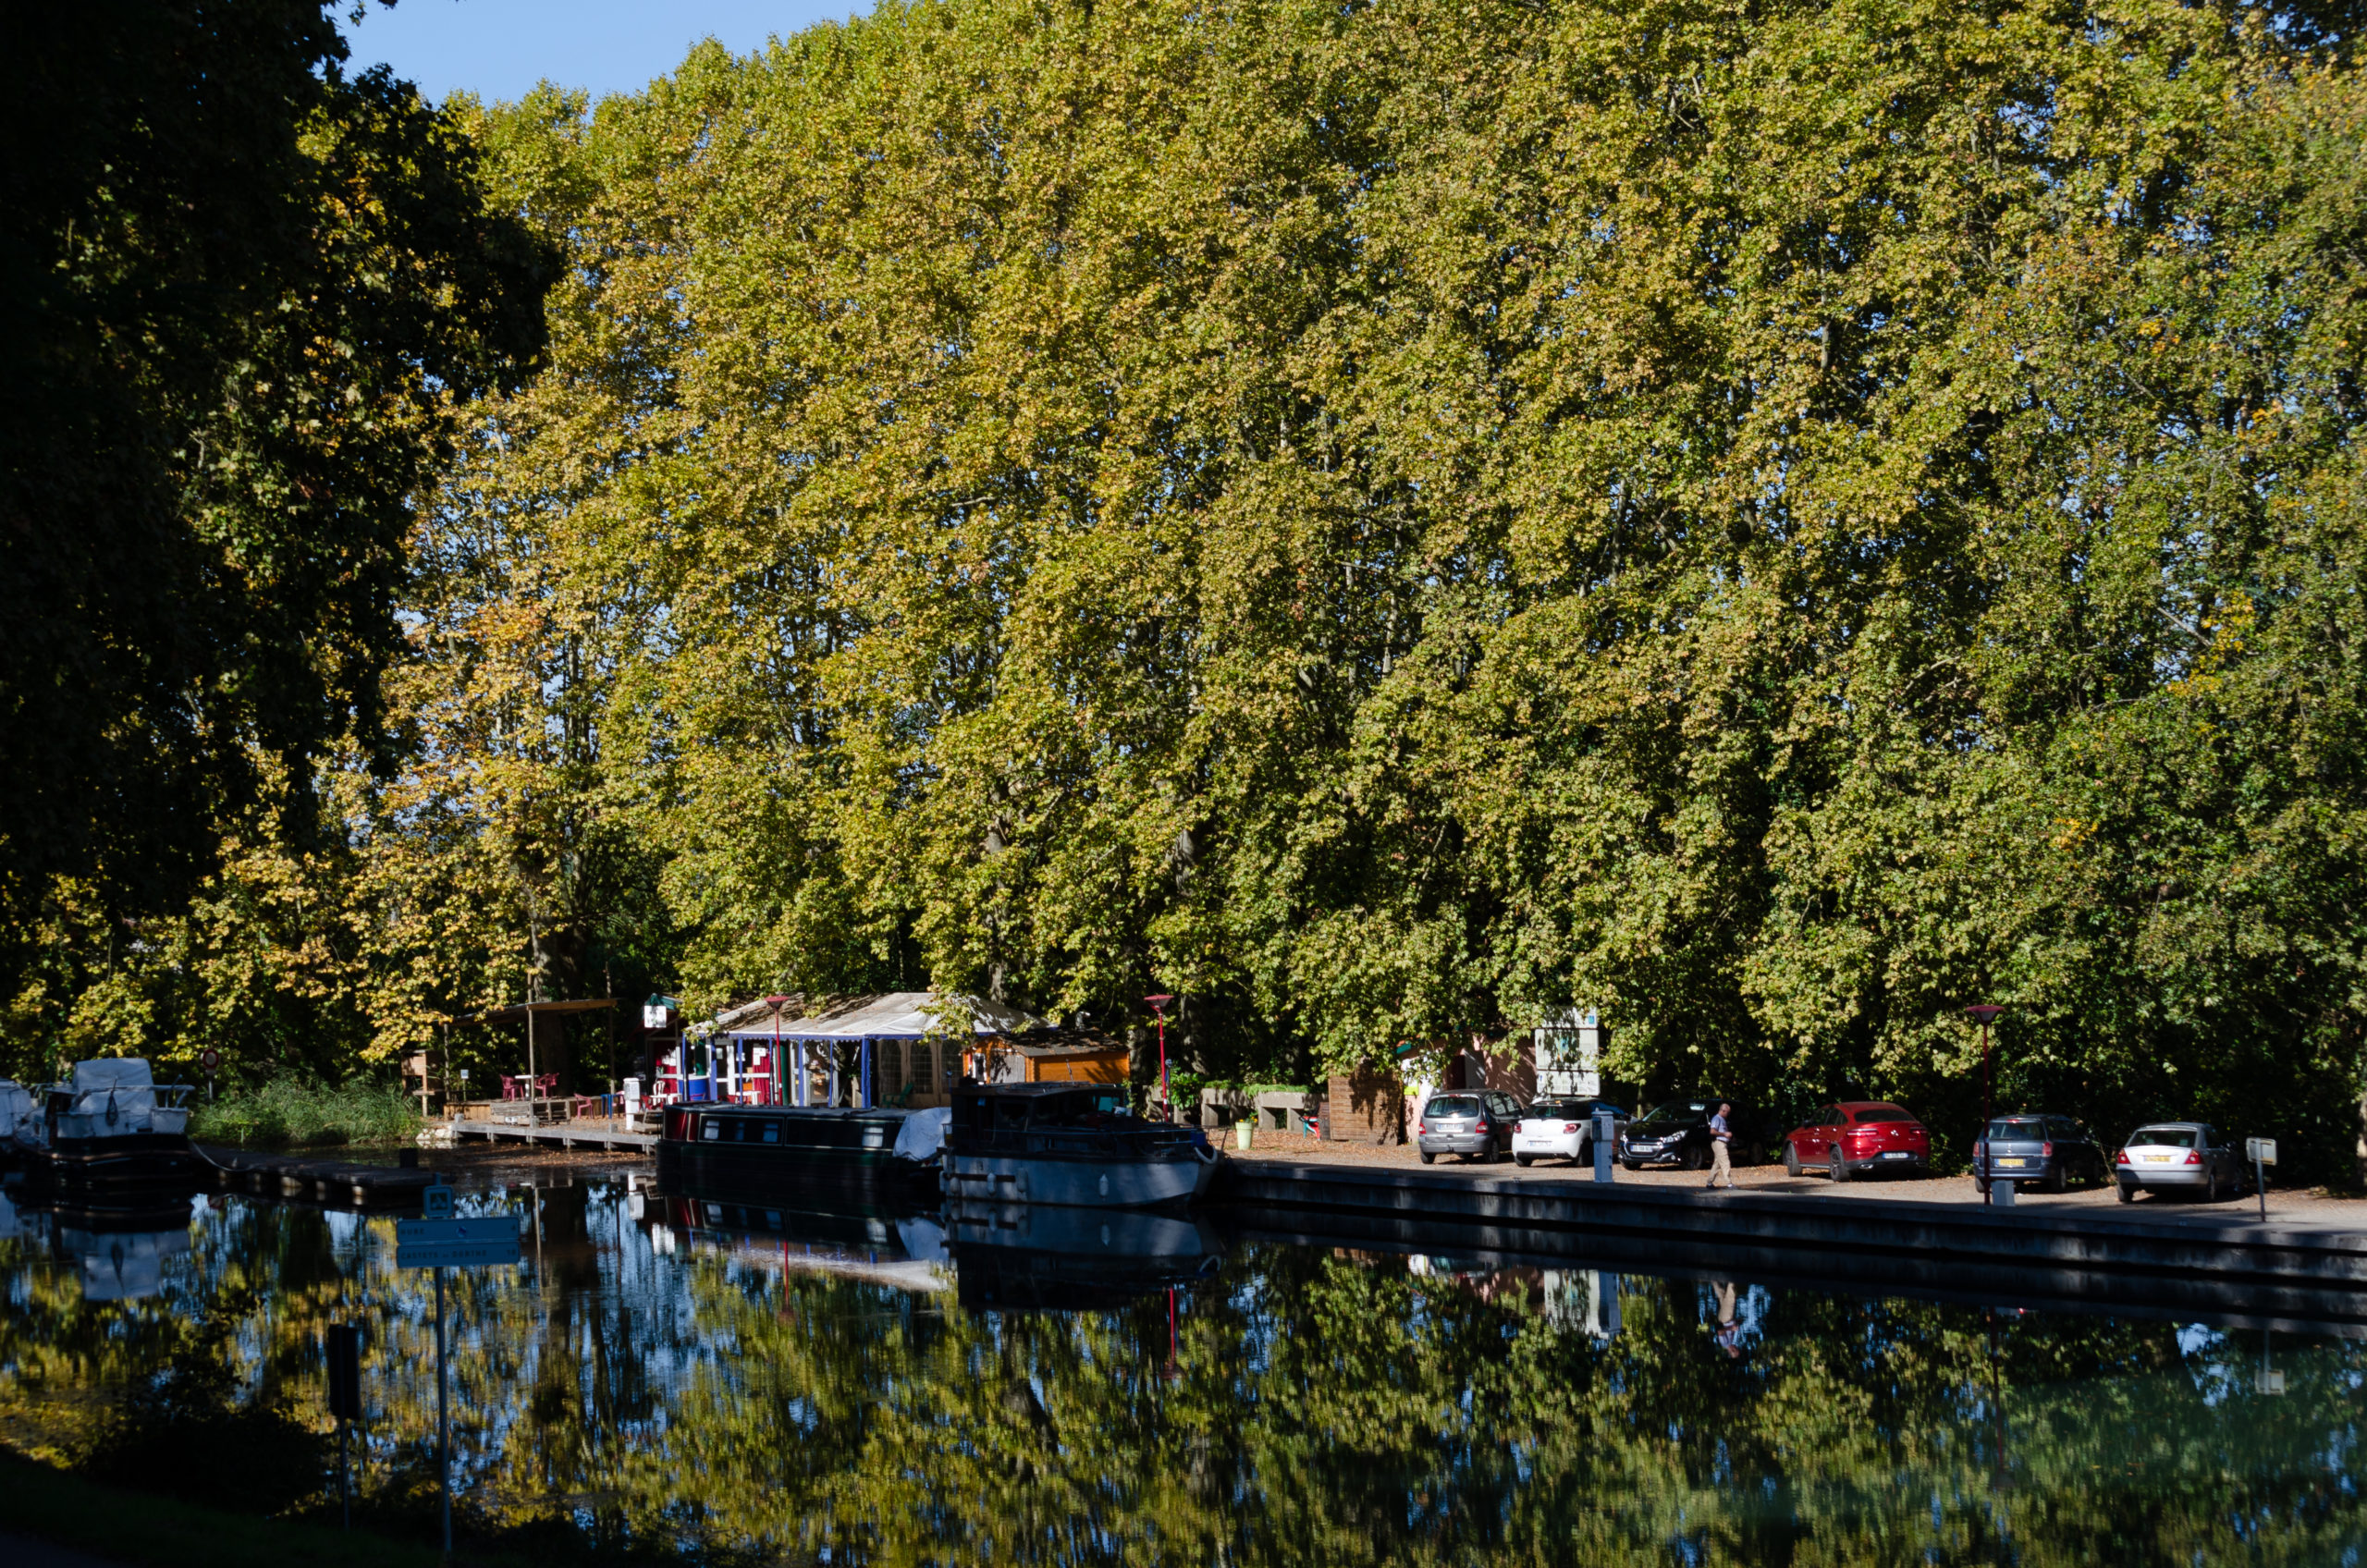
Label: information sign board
xmin=396 ymin=1217 xmax=521 ymax=1270
xmin=2247 ymin=1138 xmax=2277 ymax=1165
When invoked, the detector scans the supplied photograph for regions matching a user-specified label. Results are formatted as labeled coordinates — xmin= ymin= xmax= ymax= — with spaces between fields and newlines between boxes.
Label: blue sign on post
xmin=396 ymin=1217 xmax=521 ymax=1269
xmin=394 ymin=1183 xmax=516 ymax=1558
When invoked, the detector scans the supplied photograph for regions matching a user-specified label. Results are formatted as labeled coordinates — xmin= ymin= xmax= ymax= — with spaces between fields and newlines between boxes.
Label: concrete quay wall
xmin=1210 ymin=1159 xmax=2367 ymax=1290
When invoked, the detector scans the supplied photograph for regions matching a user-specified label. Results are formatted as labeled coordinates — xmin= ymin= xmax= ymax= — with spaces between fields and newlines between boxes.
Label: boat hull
xmin=941 ymin=1146 xmax=1219 ymax=1210
xmin=656 ymin=1106 xmax=939 ymax=1197
xmin=28 ymin=1133 xmax=207 ymax=1194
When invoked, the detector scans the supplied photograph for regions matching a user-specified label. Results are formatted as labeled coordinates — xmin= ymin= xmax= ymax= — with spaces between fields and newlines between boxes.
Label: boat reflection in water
xmin=0 ymin=1186 xmax=198 ymax=1303
xmin=650 ymin=1170 xmax=1227 ymax=1311
xmin=944 ymin=1197 xmax=1224 ymax=1313
xmin=647 ymin=1185 xmax=951 ymax=1294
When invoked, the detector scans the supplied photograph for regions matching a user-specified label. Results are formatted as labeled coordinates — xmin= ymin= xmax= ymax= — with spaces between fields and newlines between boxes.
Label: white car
xmin=1513 ymin=1097 xmax=1627 ymax=1168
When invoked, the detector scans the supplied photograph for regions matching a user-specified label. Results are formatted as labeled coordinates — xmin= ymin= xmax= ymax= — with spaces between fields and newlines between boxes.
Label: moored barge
xmin=656 ymin=1102 xmax=948 ymax=1196
xmin=942 ymin=1084 xmax=1220 ymax=1210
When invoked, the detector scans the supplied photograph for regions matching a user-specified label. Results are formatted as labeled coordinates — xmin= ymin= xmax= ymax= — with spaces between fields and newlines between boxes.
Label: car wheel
xmin=1419 ymin=1151 xmax=1435 ymax=1165
xmin=1622 ymin=1160 xmax=1640 ymax=1172
xmin=1975 ymin=1177 xmax=1990 ymax=1196
xmin=1515 ymin=1153 xmax=1533 ymax=1168
xmin=1829 ymin=1157 xmax=1847 ymax=1182
xmin=2047 ymin=1164 xmax=2067 ymax=1195
xmin=2205 ymin=1169 xmax=2221 ymax=1203
xmin=1783 ymin=1146 xmax=1801 ymax=1178
xmin=1685 ymin=1145 xmax=1709 ymax=1171
xmin=2116 ymin=1182 xmax=2134 ymax=1204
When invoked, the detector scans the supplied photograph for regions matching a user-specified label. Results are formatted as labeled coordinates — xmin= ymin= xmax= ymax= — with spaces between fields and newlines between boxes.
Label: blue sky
xmin=347 ymin=0 xmax=871 ymax=105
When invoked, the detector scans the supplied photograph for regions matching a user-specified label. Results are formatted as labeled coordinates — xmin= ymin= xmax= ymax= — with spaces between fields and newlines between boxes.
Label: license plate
xmin=1996 ymin=1158 xmax=2028 ymax=1167
xmin=2142 ymin=1155 xmax=2169 ymax=1163
xmin=1881 ymin=1151 xmax=1912 ymax=1159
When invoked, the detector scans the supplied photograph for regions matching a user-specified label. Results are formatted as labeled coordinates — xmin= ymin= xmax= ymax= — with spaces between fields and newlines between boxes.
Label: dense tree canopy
xmin=0 ymin=1 xmax=552 ymax=1050
xmin=7 ymin=0 xmax=2365 ymax=1170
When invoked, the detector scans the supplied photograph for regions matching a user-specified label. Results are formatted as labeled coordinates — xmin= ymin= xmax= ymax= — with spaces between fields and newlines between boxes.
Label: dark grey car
xmin=1417 ymin=1090 xmax=1523 ymax=1165
xmin=1975 ymin=1113 xmax=2108 ymax=1194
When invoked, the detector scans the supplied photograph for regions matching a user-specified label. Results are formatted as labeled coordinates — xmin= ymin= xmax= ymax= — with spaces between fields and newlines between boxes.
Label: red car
xmin=1783 ymin=1101 xmax=1932 ymax=1181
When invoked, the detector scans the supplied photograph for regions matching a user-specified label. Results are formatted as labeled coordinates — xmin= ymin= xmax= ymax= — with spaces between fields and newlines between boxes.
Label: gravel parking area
xmin=1226 ymin=1133 xmax=2367 ymax=1230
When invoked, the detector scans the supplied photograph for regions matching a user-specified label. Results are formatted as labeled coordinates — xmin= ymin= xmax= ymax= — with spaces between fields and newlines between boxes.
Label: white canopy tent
xmin=699 ymin=991 xmax=1048 ymax=1109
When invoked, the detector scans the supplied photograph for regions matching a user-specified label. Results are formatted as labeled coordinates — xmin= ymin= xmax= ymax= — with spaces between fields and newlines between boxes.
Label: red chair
xmin=498 ymin=1075 xmax=521 ymax=1101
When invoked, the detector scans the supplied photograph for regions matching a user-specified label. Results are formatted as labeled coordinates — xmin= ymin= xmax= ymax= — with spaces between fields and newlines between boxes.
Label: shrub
xmin=189 ymin=1080 xmax=420 ymax=1148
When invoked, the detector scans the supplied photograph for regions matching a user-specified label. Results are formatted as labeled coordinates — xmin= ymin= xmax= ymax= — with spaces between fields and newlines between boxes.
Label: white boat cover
xmin=72 ymin=1058 xmax=154 ymax=1093
xmin=61 ymin=1058 xmax=160 ymax=1137
xmin=892 ymin=1106 xmax=951 ymax=1162
xmin=721 ymin=991 xmax=1046 ymax=1042
xmin=0 ymin=1081 xmax=33 ymax=1142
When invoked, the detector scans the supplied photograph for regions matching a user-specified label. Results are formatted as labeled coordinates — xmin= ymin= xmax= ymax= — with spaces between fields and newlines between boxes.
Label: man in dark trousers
xmin=1707 ymin=1101 xmax=1736 ymax=1190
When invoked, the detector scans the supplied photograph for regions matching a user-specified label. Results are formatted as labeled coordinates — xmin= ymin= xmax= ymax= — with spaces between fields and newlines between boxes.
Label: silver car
xmin=2115 ymin=1121 xmax=2249 ymax=1203
xmin=1417 ymin=1091 xmax=1521 ymax=1165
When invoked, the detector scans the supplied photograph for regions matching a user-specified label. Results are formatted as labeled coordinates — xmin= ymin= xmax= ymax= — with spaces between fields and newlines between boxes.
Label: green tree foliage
xmin=0 ymin=3 xmax=553 ymax=1017
xmin=21 ymin=0 xmax=2367 ymax=1164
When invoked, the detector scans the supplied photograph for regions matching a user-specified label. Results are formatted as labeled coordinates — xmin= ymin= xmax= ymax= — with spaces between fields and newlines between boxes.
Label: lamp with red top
xmin=1964 ymin=1004 xmax=2006 ymax=1206
xmin=1145 ymin=994 xmax=1175 ymax=1121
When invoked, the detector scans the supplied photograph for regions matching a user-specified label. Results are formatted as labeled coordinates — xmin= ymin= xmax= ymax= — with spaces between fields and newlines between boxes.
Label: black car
xmin=1974 ymin=1112 xmax=2108 ymax=1194
xmin=1617 ymin=1098 xmax=1748 ymax=1171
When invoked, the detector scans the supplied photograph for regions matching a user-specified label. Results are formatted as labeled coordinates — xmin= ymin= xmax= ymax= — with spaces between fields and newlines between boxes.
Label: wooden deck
xmin=449 ymin=1117 xmax=658 ymax=1152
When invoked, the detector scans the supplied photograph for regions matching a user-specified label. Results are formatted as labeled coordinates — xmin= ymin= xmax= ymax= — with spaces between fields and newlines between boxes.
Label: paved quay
xmin=1220 ymin=1133 xmax=2367 ymax=1234
xmin=1207 ymin=1138 xmax=2367 ymax=1335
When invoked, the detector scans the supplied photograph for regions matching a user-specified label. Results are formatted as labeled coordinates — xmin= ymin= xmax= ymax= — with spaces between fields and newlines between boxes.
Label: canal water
xmin=0 ymin=1170 xmax=2359 ymax=1565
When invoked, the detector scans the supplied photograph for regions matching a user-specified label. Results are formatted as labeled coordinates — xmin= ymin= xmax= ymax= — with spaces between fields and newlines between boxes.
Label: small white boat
xmin=26 ymin=1059 xmax=203 ymax=1193
xmin=940 ymin=1084 xmax=1221 ymax=1210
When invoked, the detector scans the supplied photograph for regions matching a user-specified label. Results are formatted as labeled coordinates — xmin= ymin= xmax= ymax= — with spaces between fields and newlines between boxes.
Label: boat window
xmin=993 ymin=1097 xmax=1033 ymax=1131
xmin=701 ymin=1119 xmax=719 ymax=1141
xmin=762 ymin=1121 xmax=780 ymax=1144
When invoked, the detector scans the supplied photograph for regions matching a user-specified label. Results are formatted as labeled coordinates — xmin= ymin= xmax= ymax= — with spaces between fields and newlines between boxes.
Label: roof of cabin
xmin=717 ymin=990 xmax=1046 ymax=1041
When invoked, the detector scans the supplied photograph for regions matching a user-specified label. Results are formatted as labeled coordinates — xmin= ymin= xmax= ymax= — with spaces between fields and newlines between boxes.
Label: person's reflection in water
xmin=1711 ymin=1280 xmax=1744 ymax=1359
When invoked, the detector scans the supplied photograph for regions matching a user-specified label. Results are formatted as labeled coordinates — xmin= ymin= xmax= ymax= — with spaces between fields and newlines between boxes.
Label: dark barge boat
xmin=655 ymin=1102 xmax=948 ymax=1196
xmin=942 ymin=1084 xmax=1221 ymax=1210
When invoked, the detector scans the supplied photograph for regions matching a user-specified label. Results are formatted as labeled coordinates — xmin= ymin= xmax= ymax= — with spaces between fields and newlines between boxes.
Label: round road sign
xmin=197 ymin=1047 xmax=222 ymax=1072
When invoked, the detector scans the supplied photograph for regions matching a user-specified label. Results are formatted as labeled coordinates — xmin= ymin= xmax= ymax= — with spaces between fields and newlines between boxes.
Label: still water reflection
xmin=1 ymin=1173 xmax=2361 ymax=1564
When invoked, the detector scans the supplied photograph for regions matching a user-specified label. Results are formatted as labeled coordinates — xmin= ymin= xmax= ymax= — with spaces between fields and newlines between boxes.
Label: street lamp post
xmin=1145 ymin=994 xmax=1175 ymax=1120
xmin=1965 ymin=1004 xmax=2006 ymax=1206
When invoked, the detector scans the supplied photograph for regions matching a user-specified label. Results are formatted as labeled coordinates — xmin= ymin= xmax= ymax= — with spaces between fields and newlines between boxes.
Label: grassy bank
xmin=1 ymin=1449 xmax=440 ymax=1568
xmin=189 ymin=1079 xmax=421 ymax=1148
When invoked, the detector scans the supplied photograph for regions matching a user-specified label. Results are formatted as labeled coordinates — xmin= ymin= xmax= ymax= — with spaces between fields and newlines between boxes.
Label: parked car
xmin=2115 ymin=1122 xmax=2249 ymax=1203
xmin=1417 ymin=1090 xmax=1526 ymax=1165
xmin=1618 ymin=1099 xmax=1746 ymax=1171
xmin=1782 ymin=1102 xmax=1932 ymax=1181
xmin=1974 ymin=1113 xmax=2108 ymax=1194
xmin=1512 ymin=1097 xmax=1627 ymax=1168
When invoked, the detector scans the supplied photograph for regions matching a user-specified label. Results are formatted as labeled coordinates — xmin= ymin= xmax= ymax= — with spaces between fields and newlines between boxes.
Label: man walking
xmin=1706 ymin=1101 xmax=1735 ymax=1190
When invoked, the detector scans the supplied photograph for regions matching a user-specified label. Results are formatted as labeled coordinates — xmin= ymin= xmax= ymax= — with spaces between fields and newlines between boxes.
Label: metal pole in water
xmin=437 ymin=1264 xmax=450 ymax=1556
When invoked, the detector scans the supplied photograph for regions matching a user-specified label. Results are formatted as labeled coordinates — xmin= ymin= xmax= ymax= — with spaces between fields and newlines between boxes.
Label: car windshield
xmin=1852 ymin=1106 xmax=1914 ymax=1123
xmin=1526 ymin=1099 xmax=1593 ymax=1121
xmin=1426 ymin=1096 xmax=1480 ymax=1117
xmin=1986 ymin=1118 xmax=2046 ymax=1139
xmin=1636 ymin=1102 xmax=1709 ymax=1127
xmin=2130 ymin=1126 xmax=2199 ymax=1149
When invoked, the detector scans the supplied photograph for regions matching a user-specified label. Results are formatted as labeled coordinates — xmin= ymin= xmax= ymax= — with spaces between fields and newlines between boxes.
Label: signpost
xmin=197 ymin=1047 xmax=221 ymax=1102
xmin=325 ymin=1323 xmax=362 ymax=1530
xmin=2247 ymin=1138 xmax=2275 ymax=1221
xmin=395 ymin=1185 xmax=520 ymax=1556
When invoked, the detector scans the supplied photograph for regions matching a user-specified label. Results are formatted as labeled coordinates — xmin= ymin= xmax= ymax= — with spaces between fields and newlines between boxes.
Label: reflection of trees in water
xmin=2 ymin=1187 xmax=2361 ymax=1565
